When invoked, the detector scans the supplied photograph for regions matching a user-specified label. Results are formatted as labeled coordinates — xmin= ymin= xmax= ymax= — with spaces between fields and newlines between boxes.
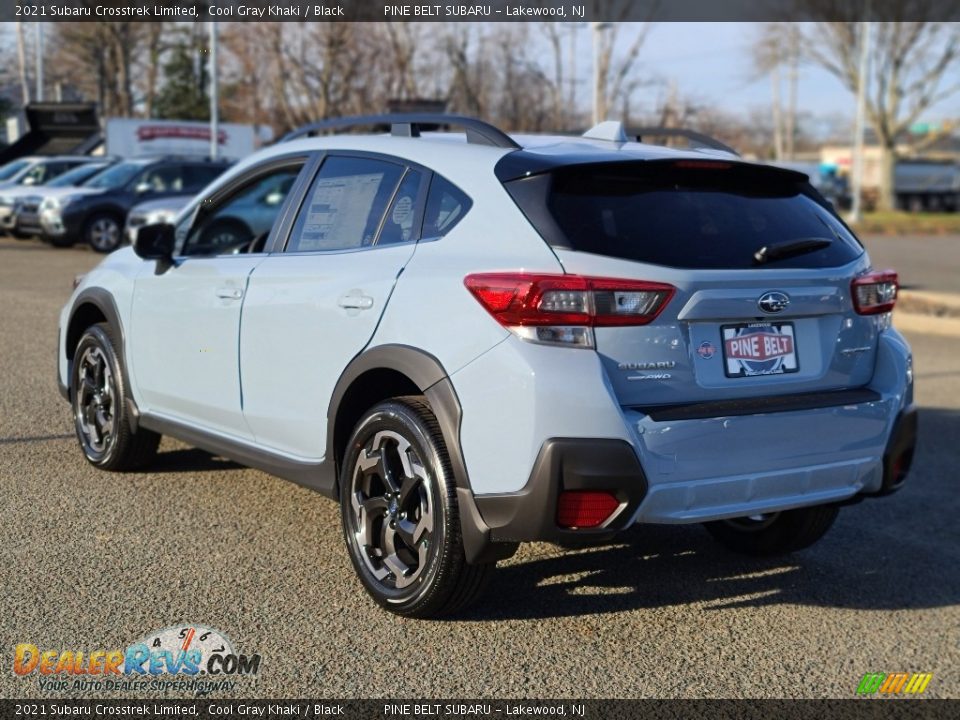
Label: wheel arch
xmin=327 ymin=344 xmax=513 ymax=564
xmin=65 ymin=289 xmax=125 ymax=364
xmin=64 ymin=289 xmax=139 ymax=431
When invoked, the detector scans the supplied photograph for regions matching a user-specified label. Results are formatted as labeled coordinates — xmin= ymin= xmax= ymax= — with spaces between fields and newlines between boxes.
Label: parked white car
xmin=58 ymin=115 xmax=915 ymax=617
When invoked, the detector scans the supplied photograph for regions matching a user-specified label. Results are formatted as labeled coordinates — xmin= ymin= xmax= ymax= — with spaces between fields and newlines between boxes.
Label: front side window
xmin=286 ymin=156 xmax=404 ymax=253
xmin=180 ymin=165 xmax=302 ymax=256
xmin=20 ymin=162 xmax=67 ymax=185
xmin=137 ymin=165 xmax=186 ymax=193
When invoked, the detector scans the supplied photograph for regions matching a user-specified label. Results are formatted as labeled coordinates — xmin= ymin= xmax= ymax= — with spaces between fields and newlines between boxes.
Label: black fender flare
xmin=327 ymin=344 xmax=515 ymax=564
xmin=64 ymin=288 xmax=139 ymax=431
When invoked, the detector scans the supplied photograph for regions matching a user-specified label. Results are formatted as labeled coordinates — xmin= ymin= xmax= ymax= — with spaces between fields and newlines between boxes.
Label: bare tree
xmin=805 ymin=16 xmax=960 ymax=210
xmin=593 ymin=11 xmax=655 ymax=123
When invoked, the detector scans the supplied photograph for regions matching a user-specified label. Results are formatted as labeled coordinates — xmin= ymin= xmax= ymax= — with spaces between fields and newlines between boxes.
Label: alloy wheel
xmin=348 ymin=429 xmax=435 ymax=590
xmin=89 ymin=218 xmax=120 ymax=251
xmin=74 ymin=345 xmax=116 ymax=457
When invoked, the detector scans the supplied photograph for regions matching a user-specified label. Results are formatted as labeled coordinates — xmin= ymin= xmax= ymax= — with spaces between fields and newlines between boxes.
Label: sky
xmin=630 ymin=22 xmax=960 ymax=123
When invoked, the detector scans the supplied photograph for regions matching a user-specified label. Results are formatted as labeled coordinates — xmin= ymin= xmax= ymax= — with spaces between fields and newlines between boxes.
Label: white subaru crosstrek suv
xmin=58 ymin=115 xmax=916 ymax=617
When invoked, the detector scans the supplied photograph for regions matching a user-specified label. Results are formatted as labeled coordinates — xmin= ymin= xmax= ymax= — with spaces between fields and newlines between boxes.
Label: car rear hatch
xmin=502 ymin=158 xmax=890 ymax=409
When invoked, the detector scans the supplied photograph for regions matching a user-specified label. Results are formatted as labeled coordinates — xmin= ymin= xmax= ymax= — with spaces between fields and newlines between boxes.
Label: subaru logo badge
xmin=758 ymin=291 xmax=790 ymax=314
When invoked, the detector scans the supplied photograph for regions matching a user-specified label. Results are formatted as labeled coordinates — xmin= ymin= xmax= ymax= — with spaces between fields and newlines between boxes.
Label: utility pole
xmin=591 ymin=22 xmax=611 ymax=125
xmin=772 ymin=61 xmax=783 ymax=161
xmin=35 ymin=23 xmax=44 ymax=102
xmin=15 ymin=22 xmax=29 ymax=105
xmin=849 ymin=20 xmax=871 ymax=223
xmin=209 ymin=21 xmax=220 ymax=160
xmin=786 ymin=26 xmax=799 ymax=160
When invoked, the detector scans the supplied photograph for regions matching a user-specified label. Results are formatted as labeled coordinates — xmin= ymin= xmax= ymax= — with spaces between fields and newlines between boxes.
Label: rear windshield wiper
xmin=753 ymin=237 xmax=832 ymax=265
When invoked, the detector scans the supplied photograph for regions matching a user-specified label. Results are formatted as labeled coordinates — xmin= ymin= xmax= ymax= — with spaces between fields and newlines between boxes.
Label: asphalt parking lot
xmin=1 ymin=236 xmax=957 ymax=700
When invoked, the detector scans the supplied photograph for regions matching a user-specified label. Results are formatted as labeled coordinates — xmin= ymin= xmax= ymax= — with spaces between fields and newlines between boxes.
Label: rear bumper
xmin=474 ymin=438 xmax=649 ymax=544
xmin=469 ymin=393 xmax=909 ymax=548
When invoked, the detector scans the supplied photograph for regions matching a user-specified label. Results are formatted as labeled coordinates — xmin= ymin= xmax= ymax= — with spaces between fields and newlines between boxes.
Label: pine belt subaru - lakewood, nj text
xmin=57 ymin=115 xmax=916 ymax=617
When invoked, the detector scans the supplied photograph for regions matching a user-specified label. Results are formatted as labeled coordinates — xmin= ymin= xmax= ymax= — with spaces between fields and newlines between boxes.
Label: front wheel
xmin=339 ymin=397 xmax=492 ymax=617
xmin=703 ymin=504 xmax=839 ymax=556
xmin=71 ymin=323 xmax=160 ymax=470
xmin=86 ymin=213 xmax=123 ymax=253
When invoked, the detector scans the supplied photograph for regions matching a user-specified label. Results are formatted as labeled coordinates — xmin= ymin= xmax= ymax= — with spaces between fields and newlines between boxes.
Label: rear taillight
xmin=464 ymin=273 xmax=675 ymax=348
xmin=556 ymin=491 xmax=621 ymax=529
xmin=852 ymin=270 xmax=898 ymax=315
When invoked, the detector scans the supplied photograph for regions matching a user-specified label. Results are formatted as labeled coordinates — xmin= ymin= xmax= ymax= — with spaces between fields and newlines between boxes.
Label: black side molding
xmin=138 ymin=413 xmax=337 ymax=497
xmin=637 ymin=388 xmax=883 ymax=422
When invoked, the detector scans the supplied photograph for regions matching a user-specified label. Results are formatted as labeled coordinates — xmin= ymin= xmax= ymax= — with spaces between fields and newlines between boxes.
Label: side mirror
xmin=133 ymin=223 xmax=175 ymax=262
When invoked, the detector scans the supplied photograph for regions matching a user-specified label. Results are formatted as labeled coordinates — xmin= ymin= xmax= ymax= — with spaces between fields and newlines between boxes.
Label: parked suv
xmin=0 ymin=156 xmax=101 ymax=233
xmin=35 ymin=156 xmax=229 ymax=252
xmin=57 ymin=115 xmax=916 ymax=617
xmin=1 ymin=160 xmax=115 ymax=237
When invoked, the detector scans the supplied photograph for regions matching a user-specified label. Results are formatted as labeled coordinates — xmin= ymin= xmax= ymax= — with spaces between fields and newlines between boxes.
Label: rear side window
xmin=287 ymin=156 xmax=404 ymax=253
xmin=509 ymin=161 xmax=863 ymax=270
xmin=378 ymin=169 xmax=424 ymax=246
xmin=422 ymin=175 xmax=471 ymax=238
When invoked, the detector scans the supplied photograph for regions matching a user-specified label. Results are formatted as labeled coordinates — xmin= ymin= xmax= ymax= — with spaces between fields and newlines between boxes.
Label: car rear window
xmin=506 ymin=161 xmax=863 ymax=270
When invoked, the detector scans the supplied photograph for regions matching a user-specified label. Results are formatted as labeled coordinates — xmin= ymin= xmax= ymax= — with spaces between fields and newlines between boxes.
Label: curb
xmin=897 ymin=290 xmax=960 ymax=319
xmin=894 ymin=311 xmax=960 ymax=338
xmin=894 ymin=290 xmax=960 ymax=338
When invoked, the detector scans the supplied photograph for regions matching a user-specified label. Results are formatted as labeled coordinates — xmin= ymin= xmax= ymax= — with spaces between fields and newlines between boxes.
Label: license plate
xmin=721 ymin=322 xmax=799 ymax=377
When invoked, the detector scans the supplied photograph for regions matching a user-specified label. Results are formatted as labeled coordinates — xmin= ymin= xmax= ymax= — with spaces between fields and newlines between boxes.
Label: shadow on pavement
xmin=139 ymin=447 xmax=243 ymax=474
xmin=458 ymin=407 xmax=959 ymax=621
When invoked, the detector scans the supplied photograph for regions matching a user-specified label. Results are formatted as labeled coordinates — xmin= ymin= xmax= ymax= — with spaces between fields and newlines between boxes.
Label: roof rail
xmin=630 ymin=126 xmax=739 ymax=156
xmin=279 ymin=114 xmax=521 ymax=150
xmin=581 ymin=122 xmax=739 ymax=156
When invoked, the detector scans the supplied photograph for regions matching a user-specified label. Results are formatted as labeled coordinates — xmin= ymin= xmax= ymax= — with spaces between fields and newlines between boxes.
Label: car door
xmin=239 ymin=154 xmax=428 ymax=458
xmin=128 ymin=156 xmax=310 ymax=439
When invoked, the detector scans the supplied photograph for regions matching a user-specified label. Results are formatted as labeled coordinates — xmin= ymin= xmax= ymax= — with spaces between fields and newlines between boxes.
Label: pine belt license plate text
xmin=721 ymin=322 xmax=799 ymax=378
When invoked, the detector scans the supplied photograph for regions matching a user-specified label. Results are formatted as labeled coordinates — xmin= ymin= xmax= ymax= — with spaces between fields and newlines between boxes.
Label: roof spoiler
xmin=583 ymin=121 xmax=739 ymax=157
xmin=280 ymin=114 xmax=520 ymax=150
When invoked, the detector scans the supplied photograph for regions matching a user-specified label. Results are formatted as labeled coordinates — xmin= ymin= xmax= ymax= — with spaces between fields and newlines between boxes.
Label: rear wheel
xmin=71 ymin=323 xmax=160 ymax=470
xmin=703 ymin=504 xmax=839 ymax=556
xmin=339 ymin=397 xmax=492 ymax=617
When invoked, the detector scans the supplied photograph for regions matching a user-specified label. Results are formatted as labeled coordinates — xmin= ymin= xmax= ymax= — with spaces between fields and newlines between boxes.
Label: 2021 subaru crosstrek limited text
xmin=57 ymin=116 xmax=916 ymax=617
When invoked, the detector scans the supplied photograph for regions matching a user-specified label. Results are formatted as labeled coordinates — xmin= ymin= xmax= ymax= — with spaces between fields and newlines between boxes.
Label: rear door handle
xmin=338 ymin=293 xmax=375 ymax=310
xmin=215 ymin=287 xmax=243 ymax=300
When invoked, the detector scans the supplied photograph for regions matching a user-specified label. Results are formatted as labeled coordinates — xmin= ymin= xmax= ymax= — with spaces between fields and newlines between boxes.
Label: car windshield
xmin=0 ymin=160 xmax=31 ymax=181
xmin=82 ymin=162 xmax=144 ymax=189
xmin=48 ymin=164 xmax=109 ymax=188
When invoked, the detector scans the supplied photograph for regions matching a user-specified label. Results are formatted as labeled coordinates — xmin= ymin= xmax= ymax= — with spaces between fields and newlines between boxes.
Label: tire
xmin=703 ymin=504 xmax=839 ymax=556
xmin=71 ymin=323 xmax=160 ymax=471
xmin=339 ymin=396 xmax=492 ymax=617
xmin=85 ymin=213 xmax=123 ymax=253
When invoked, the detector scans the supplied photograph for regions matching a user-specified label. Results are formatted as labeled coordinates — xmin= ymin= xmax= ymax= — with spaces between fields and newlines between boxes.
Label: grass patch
xmin=850 ymin=211 xmax=960 ymax=235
